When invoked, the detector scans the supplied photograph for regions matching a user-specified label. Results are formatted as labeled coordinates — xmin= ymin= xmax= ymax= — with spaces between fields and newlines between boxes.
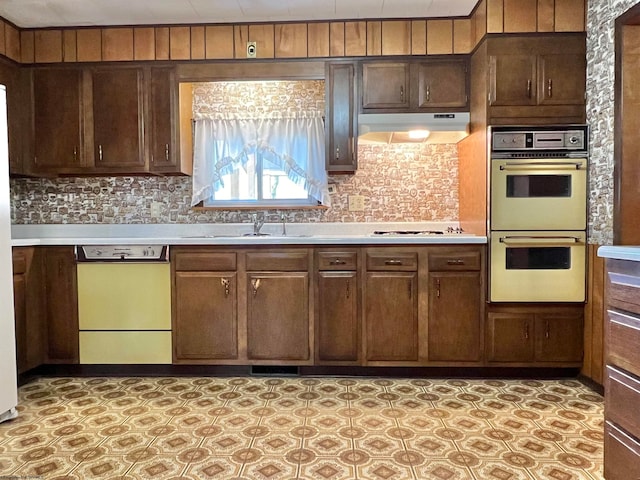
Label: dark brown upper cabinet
xmin=361 ymin=59 xmax=469 ymax=113
xmin=325 ymin=61 xmax=358 ymax=173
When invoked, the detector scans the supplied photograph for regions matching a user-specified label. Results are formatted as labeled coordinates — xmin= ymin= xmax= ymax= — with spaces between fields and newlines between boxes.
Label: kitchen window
xmin=189 ymin=81 xmax=330 ymax=208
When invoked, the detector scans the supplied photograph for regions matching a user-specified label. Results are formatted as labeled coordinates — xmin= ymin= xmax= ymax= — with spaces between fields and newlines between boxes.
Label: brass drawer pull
xmin=446 ymin=259 xmax=465 ymax=265
xmin=330 ymin=259 xmax=347 ymax=266
xmin=385 ymin=259 xmax=403 ymax=266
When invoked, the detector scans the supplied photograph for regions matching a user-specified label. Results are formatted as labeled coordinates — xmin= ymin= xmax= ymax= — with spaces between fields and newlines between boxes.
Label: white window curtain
xmin=191 ymin=112 xmax=330 ymax=207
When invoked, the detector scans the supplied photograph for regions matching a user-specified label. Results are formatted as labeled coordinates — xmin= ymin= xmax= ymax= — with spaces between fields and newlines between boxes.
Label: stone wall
xmin=587 ymin=0 xmax=640 ymax=245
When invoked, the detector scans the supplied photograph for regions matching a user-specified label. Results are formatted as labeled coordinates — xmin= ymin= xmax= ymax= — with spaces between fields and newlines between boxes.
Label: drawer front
xmin=366 ymin=252 xmax=418 ymax=271
xmin=608 ymin=268 xmax=640 ymax=316
xmin=174 ymin=252 xmax=237 ymax=271
xmin=607 ymin=309 xmax=640 ymax=378
xmin=317 ymin=251 xmax=357 ymax=271
xmin=606 ymin=366 xmax=640 ymax=440
xmin=428 ymin=251 xmax=481 ymax=271
xmin=605 ymin=421 xmax=640 ymax=480
xmin=12 ymin=251 xmax=27 ymax=274
xmin=246 ymin=251 xmax=309 ymax=271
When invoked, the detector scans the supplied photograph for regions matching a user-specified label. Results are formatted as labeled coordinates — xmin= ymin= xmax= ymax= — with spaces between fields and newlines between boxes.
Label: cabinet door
xmin=44 ymin=247 xmax=79 ymax=363
xmin=537 ymin=53 xmax=586 ymax=106
xmin=534 ymin=312 xmax=583 ymax=362
xmin=174 ymin=272 xmax=238 ymax=360
xmin=247 ymin=272 xmax=310 ymax=361
xmin=486 ymin=313 xmax=534 ymax=362
xmin=428 ymin=272 xmax=481 ymax=362
xmin=13 ymin=272 xmax=26 ymax=373
xmin=489 ymin=54 xmax=537 ymax=106
xmin=92 ymin=68 xmax=145 ymax=169
xmin=33 ymin=68 xmax=84 ymax=171
xmin=325 ymin=62 xmax=357 ymax=172
xmin=362 ymin=63 xmax=410 ymax=110
xmin=149 ymin=67 xmax=179 ymax=172
xmin=365 ymin=272 xmax=418 ymax=362
xmin=317 ymin=271 xmax=359 ymax=363
xmin=415 ymin=61 xmax=468 ymax=109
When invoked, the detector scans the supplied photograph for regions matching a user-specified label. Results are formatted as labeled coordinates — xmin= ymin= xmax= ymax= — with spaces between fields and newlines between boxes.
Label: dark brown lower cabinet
xmin=43 ymin=247 xmax=79 ymax=364
xmin=173 ymin=271 xmax=238 ymax=361
xmin=428 ymin=272 xmax=482 ymax=362
xmin=246 ymin=272 xmax=310 ymax=361
xmin=316 ymin=271 xmax=359 ymax=363
xmin=486 ymin=306 xmax=583 ymax=365
xmin=365 ymin=271 xmax=418 ymax=362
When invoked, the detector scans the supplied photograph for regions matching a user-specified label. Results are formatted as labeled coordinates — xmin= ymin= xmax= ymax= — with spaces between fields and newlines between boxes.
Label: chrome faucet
xmin=280 ymin=213 xmax=287 ymax=236
xmin=252 ymin=213 xmax=265 ymax=235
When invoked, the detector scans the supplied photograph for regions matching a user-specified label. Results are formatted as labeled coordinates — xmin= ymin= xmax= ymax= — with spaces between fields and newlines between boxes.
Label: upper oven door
xmin=490 ymin=157 xmax=587 ymax=231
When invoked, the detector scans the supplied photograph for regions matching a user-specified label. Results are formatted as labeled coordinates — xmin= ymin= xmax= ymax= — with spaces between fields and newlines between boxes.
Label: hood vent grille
xmin=358 ymin=112 xmax=470 ymax=144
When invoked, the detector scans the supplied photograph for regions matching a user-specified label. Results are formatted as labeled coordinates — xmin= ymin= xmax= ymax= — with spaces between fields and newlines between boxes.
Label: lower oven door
xmin=490 ymin=157 xmax=587 ymax=230
xmin=490 ymin=231 xmax=586 ymax=302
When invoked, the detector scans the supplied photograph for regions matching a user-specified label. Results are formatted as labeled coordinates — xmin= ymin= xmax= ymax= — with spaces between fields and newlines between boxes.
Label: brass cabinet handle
xmin=73 ymin=147 xmax=77 ymax=162
xmin=400 ymin=85 xmax=404 ymax=101
xmin=98 ymin=144 xmax=103 ymax=162
xmin=547 ymin=79 xmax=553 ymax=98
xmin=335 ymin=147 xmax=340 ymax=161
xmin=165 ymin=144 xmax=170 ymax=161
xmin=527 ymin=79 xmax=532 ymax=99
xmin=436 ymin=278 xmax=441 ymax=298
xmin=221 ymin=278 xmax=230 ymax=297
xmin=385 ymin=259 xmax=403 ymax=266
xmin=426 ymin=84 xmax=431 ymax=102
xmin=346 ymin=279 xmax=351 ymax=299
xmin=524 ymin=323 xmax=530 ymax=340
xmin=251 ymin=278 xmax=260 ymax=297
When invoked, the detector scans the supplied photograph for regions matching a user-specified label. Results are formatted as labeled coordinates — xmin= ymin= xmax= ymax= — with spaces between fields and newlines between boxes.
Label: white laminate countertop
xmin=11 ymin=222 xmax=487 ymax=247
xmin=597 ymin=245 xmax=640 ymax=262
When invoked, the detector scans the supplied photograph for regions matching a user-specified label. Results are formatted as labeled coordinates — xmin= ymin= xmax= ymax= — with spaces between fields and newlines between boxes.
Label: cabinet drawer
xmin=12 ymin=251 xmax=27 ymax=274
xmin=605 ymin=421 xmax=640 ymax=480
xmin=366 ymin=252 xmax=418 ymax=271
xmin=317 ymin=251 xmax=357 ymax=271
xmin=606 ymin=366 xmax=640 ymax=440
xmin=246 ymin=251 xmax=309 ymax=271
xmin=174 ymin=252 xmax=236 ymax=271
xmin=429 ymin=251 xmax=480 ymax=271
xmin=607 ymin=309 xmax=640 ymax=378
xmin=608 ymin=267 xmax=640 ymax=316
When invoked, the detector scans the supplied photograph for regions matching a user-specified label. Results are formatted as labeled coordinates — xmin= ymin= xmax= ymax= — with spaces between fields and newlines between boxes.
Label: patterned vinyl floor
xmin=0 ymin=376 xmax=604 ymax=480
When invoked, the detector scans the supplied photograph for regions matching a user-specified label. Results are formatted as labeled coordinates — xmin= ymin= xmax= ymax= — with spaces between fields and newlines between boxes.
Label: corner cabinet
xmin=325 ymin=62 xmax=357 ymax=173
xmin=487 ymin=34 xmax=586 ymax=124
xmin=361 ymin=59 xmax=469 ymax=112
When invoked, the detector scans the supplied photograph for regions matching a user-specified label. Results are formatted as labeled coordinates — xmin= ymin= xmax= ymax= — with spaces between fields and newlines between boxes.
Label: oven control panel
xmin=491 ymin=125 xmax=588 ymax=156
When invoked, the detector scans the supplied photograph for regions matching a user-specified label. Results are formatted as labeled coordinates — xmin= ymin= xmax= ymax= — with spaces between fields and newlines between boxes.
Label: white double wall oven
xmin=489 ymin=126 xmax=589 ymax=303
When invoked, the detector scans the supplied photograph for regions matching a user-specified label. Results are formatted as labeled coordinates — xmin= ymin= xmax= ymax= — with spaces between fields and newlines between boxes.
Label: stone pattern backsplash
xmin=586 ymin=0 xmax=640 ymax=245
xmin=10 ymin=143 xmax=459 ymax=224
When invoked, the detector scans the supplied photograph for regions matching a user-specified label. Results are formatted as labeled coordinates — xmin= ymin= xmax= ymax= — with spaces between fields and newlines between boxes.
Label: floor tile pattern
xmin=0 ymin=377 xmax=604 ymax=479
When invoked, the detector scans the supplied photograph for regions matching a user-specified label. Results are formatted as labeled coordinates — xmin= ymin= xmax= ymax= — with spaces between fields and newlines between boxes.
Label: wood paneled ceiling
xmin=0 ymin=0 xmax=479 ymax=29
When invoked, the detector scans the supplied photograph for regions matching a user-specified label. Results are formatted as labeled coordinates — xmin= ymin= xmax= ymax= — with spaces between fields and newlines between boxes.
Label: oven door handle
xmin=499 ymin=161 xmax=584 ymax=170
xmin=499 ymin=235 xmax=583 ymax=246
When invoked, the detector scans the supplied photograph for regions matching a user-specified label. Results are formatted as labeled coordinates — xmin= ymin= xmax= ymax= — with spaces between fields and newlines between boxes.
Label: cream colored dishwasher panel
xmin=79 ymin=331 xmax=172 ymax=364
xmin=77 ymin=263 xmax=171 ymax=330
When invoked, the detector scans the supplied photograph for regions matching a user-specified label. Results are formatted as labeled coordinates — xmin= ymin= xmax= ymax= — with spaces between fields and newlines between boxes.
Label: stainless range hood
xmin=358 ymin=112 xmax=470 ymax=144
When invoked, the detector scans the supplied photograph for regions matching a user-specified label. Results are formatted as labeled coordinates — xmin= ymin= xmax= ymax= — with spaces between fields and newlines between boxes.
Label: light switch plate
xmin=348 ymin=195 xmax=365 ymax=211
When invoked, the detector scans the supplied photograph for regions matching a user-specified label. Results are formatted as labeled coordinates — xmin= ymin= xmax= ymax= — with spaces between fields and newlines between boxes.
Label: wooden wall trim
xmin=0 ymin=0 xmax=586 ymax=65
